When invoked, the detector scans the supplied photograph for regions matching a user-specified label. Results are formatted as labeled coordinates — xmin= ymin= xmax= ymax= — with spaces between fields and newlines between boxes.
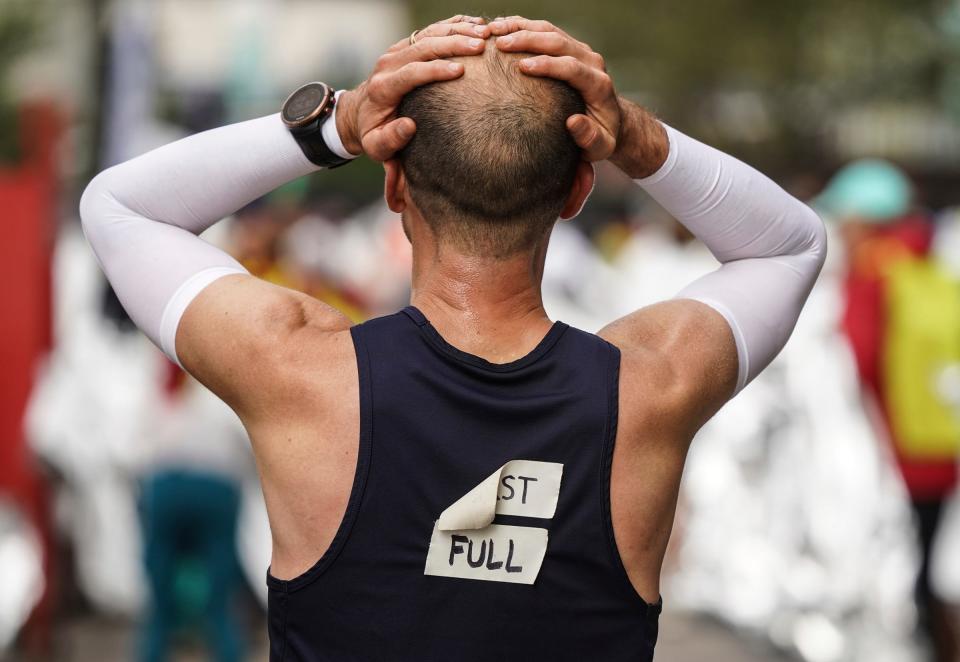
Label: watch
xmin=281 ymin=82 xmax=352 ymax=169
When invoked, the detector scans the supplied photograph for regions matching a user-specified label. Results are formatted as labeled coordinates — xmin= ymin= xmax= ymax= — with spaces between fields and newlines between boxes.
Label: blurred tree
xmin=0 ymin=0 xmax=42 ymax=164
xmin=409 ymin=0 xmax=947 ymax=173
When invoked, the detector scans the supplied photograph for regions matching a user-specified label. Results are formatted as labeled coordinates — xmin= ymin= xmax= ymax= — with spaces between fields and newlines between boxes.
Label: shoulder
xmin=598 ymin=299 xmax=738 ymax=443
xmin=238 ymin=284 xmax=359 ymax=413
xmin=177 ymin=274 xmax=357 ymax=420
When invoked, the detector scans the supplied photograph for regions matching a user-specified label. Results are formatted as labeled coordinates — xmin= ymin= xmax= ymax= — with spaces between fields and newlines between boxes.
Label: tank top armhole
xmin=266 ymin=324 xmax=374 ymax=593
xmin=599 ymin=340 xmax=664 ymax=619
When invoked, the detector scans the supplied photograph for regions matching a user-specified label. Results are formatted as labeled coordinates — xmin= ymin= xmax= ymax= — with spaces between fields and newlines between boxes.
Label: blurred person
xmin=231 ymin=200 xmax=368 ymax=322
xmin=818 ymin=159 xmax=960 ymax=661
xmin=26 ymin=223 xmax=160 ymax=617
xmin=601 ymin=186 xmax=919 ymax=659
xmin=229 ymin=201 xmax=294 ymax=285
xmin=78 ymin=15 xmax=825 ymax=662
xmin=137 ymin=364 xmax=250 ymax=662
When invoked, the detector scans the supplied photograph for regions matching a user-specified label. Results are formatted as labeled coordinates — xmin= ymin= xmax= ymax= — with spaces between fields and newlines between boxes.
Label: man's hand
xmin=490 ymin=17 xmax=620 ymax=162
xmin=490 ymin=17 xmax=669 ymax=176
xmin=337 ymin=16 xmax=490 ymax=162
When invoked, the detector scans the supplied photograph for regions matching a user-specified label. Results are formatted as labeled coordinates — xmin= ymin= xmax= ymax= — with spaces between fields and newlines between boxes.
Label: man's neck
xmin=409 ymin=240 xmax=554 ymax=365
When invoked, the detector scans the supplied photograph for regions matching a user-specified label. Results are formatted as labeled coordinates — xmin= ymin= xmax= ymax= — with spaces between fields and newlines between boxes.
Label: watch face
xmin=282 ymin=83 xmax=330 ymax=127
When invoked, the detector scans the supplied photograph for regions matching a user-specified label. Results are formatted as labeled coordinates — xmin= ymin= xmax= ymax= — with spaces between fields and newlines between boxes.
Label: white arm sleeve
xmin=79 ymin=102 xmax=355 ymax=366
xmin=636 ymin=124 xmax=827 ymax=393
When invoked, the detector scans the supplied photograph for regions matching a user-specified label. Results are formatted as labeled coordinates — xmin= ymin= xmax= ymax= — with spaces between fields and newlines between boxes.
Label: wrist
xmin=336 ymin=89 xmax=363 ymax=157
xmin=610 ymin=98 xmax=669 ymax=179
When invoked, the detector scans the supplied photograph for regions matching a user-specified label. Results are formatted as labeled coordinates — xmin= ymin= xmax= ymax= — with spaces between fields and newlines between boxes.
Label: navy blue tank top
xmin=267 ymin=307 xmax=661 ymax=661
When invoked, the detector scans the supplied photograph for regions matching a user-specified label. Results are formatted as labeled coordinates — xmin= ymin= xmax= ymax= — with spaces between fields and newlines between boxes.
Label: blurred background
xmin=1 ymin=0 xmax=959 ymax=660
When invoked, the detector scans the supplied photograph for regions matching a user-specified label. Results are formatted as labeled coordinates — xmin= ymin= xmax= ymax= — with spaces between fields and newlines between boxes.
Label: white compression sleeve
xmin=80 ymin=112 xmax=331 ymax=365
xmin=635 ymin=124 xmax=827 ymax=393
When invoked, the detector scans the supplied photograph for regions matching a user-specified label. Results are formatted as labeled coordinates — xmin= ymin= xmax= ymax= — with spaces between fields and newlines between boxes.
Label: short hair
xmin=397 ymin=44 xmax=586 ymax=258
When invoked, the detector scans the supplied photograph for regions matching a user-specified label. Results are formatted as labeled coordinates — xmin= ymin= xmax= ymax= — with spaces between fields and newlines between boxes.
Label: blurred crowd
xmin=10 ymin=150 xmax=960 ymax=662
xmin=1 ymin=1 xmax=960 ymax=662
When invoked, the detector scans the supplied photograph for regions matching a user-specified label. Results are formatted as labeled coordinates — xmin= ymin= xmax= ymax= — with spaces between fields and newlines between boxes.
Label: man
xmin=81 ymin=15 xmax=826 ymax=661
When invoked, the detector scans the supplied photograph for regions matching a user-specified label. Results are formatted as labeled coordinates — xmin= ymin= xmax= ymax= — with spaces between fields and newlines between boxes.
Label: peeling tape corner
xmin=436 ymin=460 xmax=563 ymax=531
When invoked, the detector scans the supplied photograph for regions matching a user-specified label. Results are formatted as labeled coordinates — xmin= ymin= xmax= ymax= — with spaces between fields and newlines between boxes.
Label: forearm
xmin=617 ymin=102 xmax=827 ymax=391
xmin=79 ymin=113 xmax=325 ymax=363
xmin=83 ymin=113 xmax=322 ymax=235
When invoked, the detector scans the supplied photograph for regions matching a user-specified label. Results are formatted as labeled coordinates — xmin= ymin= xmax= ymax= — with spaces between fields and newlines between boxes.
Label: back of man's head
xmin=398 ymin=43 xmax=586 ymax=258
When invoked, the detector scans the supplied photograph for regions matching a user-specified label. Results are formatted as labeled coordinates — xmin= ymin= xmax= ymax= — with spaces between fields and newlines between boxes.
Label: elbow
xmin=804 ymin=203 xmax=829 ymax=272
xmin=78 ymin=167 xmax=121 ymax=242
xmin=789 ymin=199 xmax=828 ymax=273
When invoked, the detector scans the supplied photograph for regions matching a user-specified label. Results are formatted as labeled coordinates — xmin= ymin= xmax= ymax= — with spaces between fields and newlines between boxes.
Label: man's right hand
xmin=490 ymin=17 xmax=669 ymax=177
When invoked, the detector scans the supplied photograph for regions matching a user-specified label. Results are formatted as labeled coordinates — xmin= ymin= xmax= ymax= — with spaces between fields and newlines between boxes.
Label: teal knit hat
xmin=815 ymin=159 xmax=912 ymax=223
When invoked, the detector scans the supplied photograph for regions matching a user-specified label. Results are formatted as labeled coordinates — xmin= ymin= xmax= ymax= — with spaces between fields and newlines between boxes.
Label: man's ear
xmin=384 ymin=159 xmax=407 ymax=213
xmin=559 ymin=160 xmax=596 ymax=220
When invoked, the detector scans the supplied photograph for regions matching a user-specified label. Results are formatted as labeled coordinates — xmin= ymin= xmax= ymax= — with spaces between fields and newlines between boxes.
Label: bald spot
xmin=398 ymin=39 xmax=586 ymax=258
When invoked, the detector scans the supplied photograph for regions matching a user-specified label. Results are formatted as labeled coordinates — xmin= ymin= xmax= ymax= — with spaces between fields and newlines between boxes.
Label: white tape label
xmin=424 ymin=523 xmax=549 ymax=585
xmin=425 ymin=459 xmax=563 ymax=585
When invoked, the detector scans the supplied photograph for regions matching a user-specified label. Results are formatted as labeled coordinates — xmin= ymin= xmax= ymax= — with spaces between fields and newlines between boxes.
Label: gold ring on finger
xmin=409 ymin=29 xmax=421 ymax=46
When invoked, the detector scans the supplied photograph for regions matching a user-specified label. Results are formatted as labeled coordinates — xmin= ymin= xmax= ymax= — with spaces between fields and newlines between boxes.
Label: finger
xmin=438 ymin=15 xmax=486 ymax=25
xmin=369 ymin=60 xmax=465 ymax=105
xmin=519 ymin=55 xmax=613 ymax=100
xmin=385 ymin=34 xmax=486 ymax=68
xmin=493 ymin=17 xmax=593 ymax=56
xmin=385 ymin=21 xmax=489 ymax=55
xmin=365 ymin=117 xmax=417 ymax=162
xmin=415 ymin=20 xmax=490 ymax=40
xmin=488 ymin=17 xmax=567 ymax=37
xmin=567 ymin=114 xmax=615 ymax=162
xmin=387 ymin=36 xmax=410 ymax=53
xmin=496 ymin=30 xmax=602 ymax=68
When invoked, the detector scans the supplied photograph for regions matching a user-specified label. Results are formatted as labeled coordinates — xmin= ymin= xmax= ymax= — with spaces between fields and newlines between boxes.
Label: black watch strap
xmin=290 ymin=115 xmax=352 ymax=169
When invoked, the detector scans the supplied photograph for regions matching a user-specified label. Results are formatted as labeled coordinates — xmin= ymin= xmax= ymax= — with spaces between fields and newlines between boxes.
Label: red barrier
xmin=0 ymin=102 xmax=59 ymax=652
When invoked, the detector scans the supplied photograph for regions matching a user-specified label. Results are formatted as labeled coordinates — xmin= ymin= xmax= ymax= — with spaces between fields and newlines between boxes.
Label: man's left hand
xmin=337 ymin=16 xmax=490 ymax=161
